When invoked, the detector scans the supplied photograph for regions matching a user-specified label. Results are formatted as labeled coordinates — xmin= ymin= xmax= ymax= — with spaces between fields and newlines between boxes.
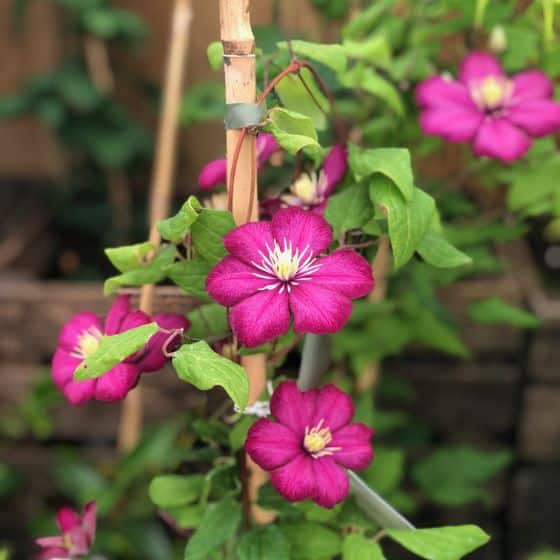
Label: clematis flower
xmin=52 ymin=296 xmax=189 ymax=405
xmin=279 ymin=145 xmax=348 ymax=214
xmin=245 ymin=381 xmax=374 ymax=508
xmin=206 ymin=207 xmax=374 ymax=348
xmin=416 ymin=52 xmax=560 ymax=163
xmin=198 ymin=132 xmax=279 ymax=190
xmin=36 ymin=502 xmax=96 ymax=559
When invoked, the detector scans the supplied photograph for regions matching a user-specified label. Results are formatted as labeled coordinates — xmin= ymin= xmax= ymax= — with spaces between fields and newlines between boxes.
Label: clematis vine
xmin=416 ymin=52 xmax=560 ymax=163
xmin=262 ymin=145 xmax=348 ymax=216
xmin=206 ymin=207 xmax=374 ymax=348
xmin=36 ymin=502 xmax=96 ymax=559
xmin=198 ymin=132 xmax=279 ymax=190
xmin=52 ymin=295 xmax=189 ymax=405
xmin=245 ymin=381 xmax=374 ymax=508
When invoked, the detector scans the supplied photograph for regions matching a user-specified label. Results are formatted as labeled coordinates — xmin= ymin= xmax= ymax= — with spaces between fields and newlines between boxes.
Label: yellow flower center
xmin=273 ymin=246 xmax=300 ymax=281
xmin=472 ymin=76 xmax=512 ymax=110
xmin=303 ymin=419 xmax=341 ymax=458
xmin=291 ymin=173 xmax=319 ymax=205
xmin=74 ymin=327 xmax=102 ymax=359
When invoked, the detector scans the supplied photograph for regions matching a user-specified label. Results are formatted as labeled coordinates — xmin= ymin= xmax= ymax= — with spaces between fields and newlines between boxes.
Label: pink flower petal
xmin=459 ymin=52 xmax=504 ymax=85
xmin=257 ymin=133 xmax=279 ymax=164
xmin=81 ymin=502 xmax=97 ymax=543
xmin=119 ymin=310 xmax=151 ymax=332
xmin=56 ymin=507 xmax=81 ymax=532
xmin=473 ymin=117 xmax=531 ymax=163
xmin=289 ymin=283 xmax=352 ymax=335
xmin=331 ymin=423 xmax=374 ymax=470
xmin=416 ymin=76 xmax=474 ymax=109
xmin=52 ymin=349 xmax=82 ymax=390
xmin=38 ymin=546 xmax=70 ymax=559
xmin=312 ymin=250 xmax=374 ymax=299
xmin=206 ymin=256 xmax=272 ymax=307
xmin=62 ymin=379 xmax=97 ymax=406
xmin=270 ymin=454 xmax=316 ymax=503
xmin=270 ymin=381 xmax=315 ymax=435
xmin=68 ymin=526 xmax=90 ymax=556
xmin=229 ymin=289 xmax=290 ymax=348
xmin=512 ymin=70 xmax=554 ymax=101
xmin=94 ymin=363 xmax=140 ymax=402
xmin=271 ymin=207 xmax=333 ymax=256
xmin=317 ymin=145 xmax=348 ymax=197
xmin=312 ymin=384 xmax=355 ymax=432
xmin=311 ymin=456 xmax=349 ymax=508
xmin=245 ymin=419 xmax=302 ymax=470
xmin=137 ymin=313 xmax=190 ymax=373
xmin=199 ymin=158 xmax=227 ymax=191
xmin=224 ymin=221 xmax=275 ymax=266
xmin=419 ymin=105 xmax=483 ymax=142
xmin=57 ymin=312 xmax=102 ymax=353
xmin=507 ymin=99 xmax=560 ymax=137
xmin=36 ymin=536 xmax=66 ymax=549
xmin=104 ymin=295 xmax=131 ymax=335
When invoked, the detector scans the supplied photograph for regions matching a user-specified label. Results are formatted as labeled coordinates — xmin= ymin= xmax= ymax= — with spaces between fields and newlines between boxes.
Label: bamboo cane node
xmin=222 ymin=39 xmax=255 ymax=56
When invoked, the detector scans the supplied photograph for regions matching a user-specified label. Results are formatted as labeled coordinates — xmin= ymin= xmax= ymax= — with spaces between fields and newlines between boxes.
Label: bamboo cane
xmin=117 ymin=0 xmax=193 ymax=454
xmin=219 ymin=0 xmax=272 ymax=523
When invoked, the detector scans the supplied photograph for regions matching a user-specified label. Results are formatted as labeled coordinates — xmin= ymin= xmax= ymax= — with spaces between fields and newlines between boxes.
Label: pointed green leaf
xmin=149 ymin=474 xmax=205 ymax=509
xmin=277 ymin=40 xmax=347 ymax=73
xmin=74 ymin=322 xmax=159 ymax=381
xmin=238 ymin=525 xmax=291 ymax=560
xmin=343 ymin=535 xmax=385 ymax=560
xmin=280 ymin=522 xmax=342 ymax=560
xmin=104 ymin=246 xmax=177 ymax=295
xmin=343 ymin=35 xmax=392 ymax=67
xmin=324 ymin=183 xmax=373 ymax=236
xmin=191 ymin=209 xmax=236 ymax=265
xmin=167 ymin=258 xmax=212 ymax=299
xmin=418 ymin=231 xmax=472 ymax=269
xmin=387 ymin=525 xmax=490 ymax=560
xmin=184 ymin=497 xmax=242 ymax=560
xmin=468 ymin=297 xmax=540 ymax=329
xmin=350 ymin=145 xmax=414 ymax=200
xmin=265 ymin=107 xmax=320 ymax=155
xmin=157 ymin=196 xmax=202 ymax=243
xmin=105 ymin=242 xmax=155 ymax=273
xmin=187 ymin=304 xmax=229 ymax=340
xmin=172 ymin=341 xmax=249 ymax=410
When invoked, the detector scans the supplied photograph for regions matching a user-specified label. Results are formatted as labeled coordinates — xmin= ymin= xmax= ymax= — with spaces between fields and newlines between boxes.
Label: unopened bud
xmin=489 ymin=26 xmax=507 ymax=53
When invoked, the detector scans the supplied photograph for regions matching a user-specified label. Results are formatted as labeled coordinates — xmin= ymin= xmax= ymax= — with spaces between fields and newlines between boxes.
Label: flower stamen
xmin=71 ymin=326 xmax=103 ymax=359
xmin=303 ymin=418 xmax=341 ymax=459
xmin=471 ymin=76 xmax=512 ymax=111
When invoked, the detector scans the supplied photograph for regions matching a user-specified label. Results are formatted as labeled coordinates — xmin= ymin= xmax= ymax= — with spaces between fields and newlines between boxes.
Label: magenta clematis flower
xmin=245 ymin=381 xmax=374 ymax=508
xmin=51 ymin=296 xmax=189 ymax=405
xmin=198 ymin=132 xmax=279 ymax=190
xmin=280 ymin=145 xmax=348 ymax=214
xmin=206 ymin=207 xmax=374 ymax=348
xmin=416 ymin=52 xmax=560 ymax=163
xmin=36 ymin=502 xmax=96 ymax=559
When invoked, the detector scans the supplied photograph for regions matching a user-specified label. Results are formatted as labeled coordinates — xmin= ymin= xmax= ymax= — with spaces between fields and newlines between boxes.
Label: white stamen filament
xmin=303 ymin=418 xmax=341 ymax=459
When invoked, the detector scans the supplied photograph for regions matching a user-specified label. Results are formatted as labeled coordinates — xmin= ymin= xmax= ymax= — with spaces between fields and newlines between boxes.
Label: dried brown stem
xmin=117 ymin=0 xmax=193 ymax=454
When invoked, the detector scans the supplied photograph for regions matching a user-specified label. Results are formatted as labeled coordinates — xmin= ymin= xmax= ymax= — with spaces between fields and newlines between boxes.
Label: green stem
xmin=474 ymin=0 xmax=490 ymax=28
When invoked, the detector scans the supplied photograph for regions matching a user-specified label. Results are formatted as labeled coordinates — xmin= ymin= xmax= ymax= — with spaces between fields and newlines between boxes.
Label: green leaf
xmin=343 ymin=35 xmax=392 ymax=67
xmin=418 ymin=231 xmax=472 ymax=269
xmin=229 ymin=415 xmax=256 ymax=452
xmin=275 ymin=69 xmax=329 ymax=131
xmin=324 ymin=183 xmax=373 ymax=236
xmin=350 ymin=145 xmax=414 ymax=200
xmin=238 ymin=525 xmax=291 ymax=560
xmin=187 ymin=304 xmax=229 ymax=340
xmin=529 ymin=549 xmax=560 ymax=560
xmin=280 ymin=523 xmax=342 ymax=560
xmin=172 ymin=341 xmax=249 ymax=410
xmin=277 ymin=40 xmax=347 ymax=73
xmin=207 ymin=41 xmax=224 ymax=71
xmin=341 ymin=66 xmax=403 ymax=115
xmin=387 ymin=525 xmax=490 ymax=560
xmin=468 ymin=297 xmax=540 ymax=329
xmin=412 ymin=447 xmax=511 ymax=507
xmin=149 ymin=474 xmax=205 ymax=509
xmin=74 ymin=323 xmax=159 ymax=381
xmin=265 ymin=107 xmax=320 ymax=155
xmin=167 ymin=258 xmax=212 ymax=299
xmin=184 ymin=497 xmax=242 ymax=560
xmin=370 ymin=179 xmax=435 ymax=269
xmin=342 ymin=0 xmax=393 ymax=39
xmin=191 ymin=209 xmax=236 ymax=266
xmin=163 ymin=504 xmax=204 ymax=530
xmin=181 ymin=82 xmax=225 ymax=125
xmin=105 ymin=242 xmax=155 ymax=273
xmin=362 ymin=446 xmax=405 ymax=495
xmin=343 ymin=535 xmax=385 ymax=560
xmin=104 ymin=246 xmax=177 ymax=295
xmin=157 ymin=196 xmax=201 ymax=243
